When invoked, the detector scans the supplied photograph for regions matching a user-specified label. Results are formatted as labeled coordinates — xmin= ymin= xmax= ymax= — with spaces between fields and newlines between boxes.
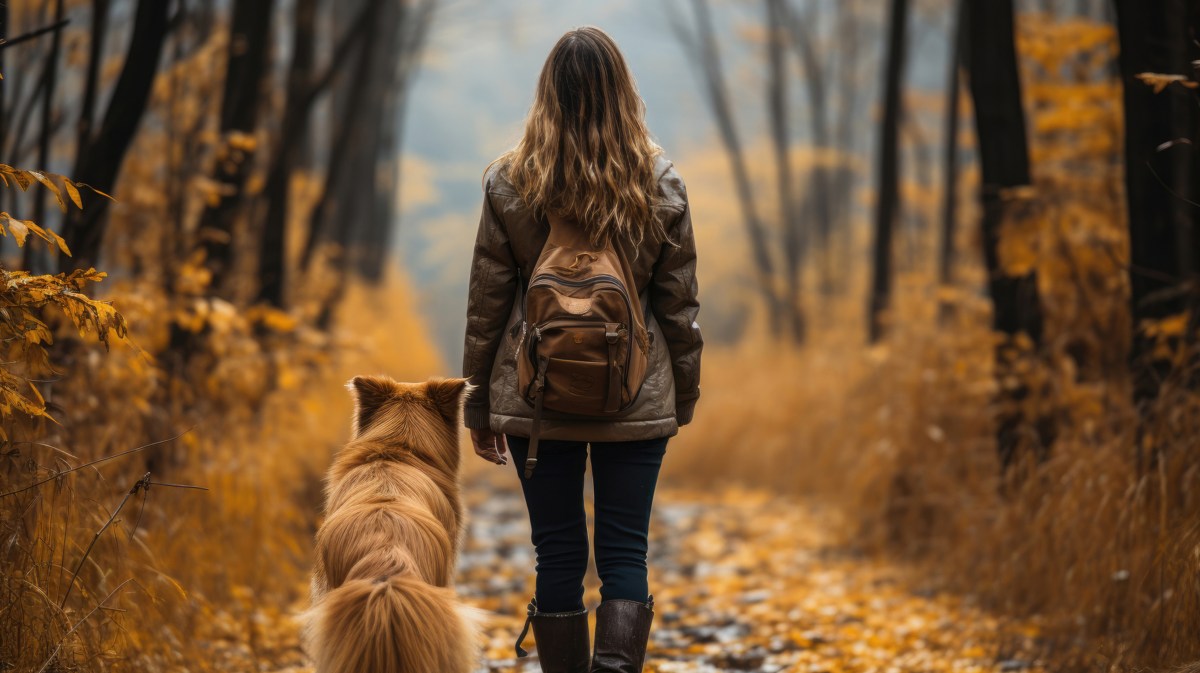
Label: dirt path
xmin=246 ymin=478 xmax=1042 ymax=673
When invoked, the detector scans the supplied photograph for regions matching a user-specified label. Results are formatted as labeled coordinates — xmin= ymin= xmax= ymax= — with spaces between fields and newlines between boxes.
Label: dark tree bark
xmin=965 ymin=0 xmax=1041 ymax=342
xmin=355 ymin=0 xmax=404 ymax=284
xmin=257 ymin=0 xmax=395 ymax=305
xmin=357 ymin=0 xmax=409 ymax=282
xmin=59 ymin=0 xmax=170 ymax=272
xmin=867 ymin=0 xmax=909 ymax=343
xmin=327 ymin=0 xmax=380 ymax=276
xmin=964 ymin=0 xmax=1048 ymax=469
xmin=4 ymin=12 xmax=72 ymax=181
xmin=32 ymin=0 xmax=63 ymax=215
xmin=938 ymin=0 xmax=965 ymax=292
xmin=0 ymin=3 xmax=7 ymax=220
xmin=1114 ymin=0 xmax=1200 ymax=460
xmin=192 ymin=0 xmax=275 ymax=292
xmin=830 ymin=0 xmax=864 ymax=293
xmin=27 ymin=0 xmax=64 ymax=272
xmin=76 ymin=0 xmax=108 ymax=172
xmin=765 ymin=0 xmax=805 ymax=342
xmin=357 ymin=0 xmax=436 ymax=283
xmin=164 ymin=0 xmax=216 ymax=282
xmin=300 ymin=0 xmax=383 ymax=275
xmin=256 ymin=0 xmax=317 ymax=308
xmin=304 ymin=0 xmax=388 ymax=328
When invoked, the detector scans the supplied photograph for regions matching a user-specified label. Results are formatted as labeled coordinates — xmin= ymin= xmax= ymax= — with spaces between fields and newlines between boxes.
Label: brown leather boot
xmin=590 ymin=596 xmax=654 ymax=673
xmin=514 ymin=598 xmax=591 ymax=673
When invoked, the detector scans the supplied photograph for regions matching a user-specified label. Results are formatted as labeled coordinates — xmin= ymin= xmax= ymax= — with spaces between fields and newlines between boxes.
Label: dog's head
xmin=347 ymin=375 xmax=473 ymax=441
xmin=344 ymin=375 xmax=474 ymax=480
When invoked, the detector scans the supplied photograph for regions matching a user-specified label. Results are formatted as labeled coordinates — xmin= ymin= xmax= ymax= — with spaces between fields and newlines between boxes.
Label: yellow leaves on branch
xmin=0 ymin=268 xmax=128 ymax=429
xmin=0 ymin=213 xmax=71 ymax=255
xmin=0 ymin=164 xmax=113 ymax=256
xmin=5 ymin=267 xmax=128 ymax=345
xmin=1136 ymin=72 xmax=1200 ymax=94
xmin=0 ymin=164 xmax=111 ymax=214
xmin=0 ymin=165 xmax=127 ymax=428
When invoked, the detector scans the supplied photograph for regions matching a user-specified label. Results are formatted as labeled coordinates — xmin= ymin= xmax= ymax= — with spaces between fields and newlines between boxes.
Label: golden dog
xmin=304 ymin=375 xmax=481 ymax=673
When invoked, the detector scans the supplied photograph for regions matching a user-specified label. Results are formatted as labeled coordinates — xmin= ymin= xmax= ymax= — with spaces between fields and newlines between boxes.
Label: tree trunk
xmin=781 ymin=2 xmax=835 ymax=298
xmin=300 ymin=0 xmax=382 ymax=275
xmin=76 ymin=0 xmax=107 ymax=172
xmin=867 ymin=0 xmax=908 ymax=343
xmin=0 ymin=3 xmax=7 ymax=223
xmin=59 ymin=0 xmax=169 ymax=272
xmin=357 ymin=0 xmax=435 ymax=283
xmin=831 ymin=0 xmax=863 ymax=293
xmin=32 ymin=0 xmax=63 ymax=218
xmin=938 ymin=0 xmax=965 ymax=292
xmin=192 ymin=0 xmax=274 ymax=293
xmin=28 ymin=0 xmax=64 ymax=273
xmin=766 ymin=0 xmax=805 ymax=342
xmin=666 ymin=0 xmax=785 ymax=331
xmin=257 ymin=0 xmax=317 ymax=308
xmin=693 ymin=0 xmax=785 ymax=330
xmin=1114 ymin=0 xmax=1200 ymax=466
xmin=964 ymin=0 xmax=1047 ymax=469
xmin=356 ymin=0 xmax=404 ymax=283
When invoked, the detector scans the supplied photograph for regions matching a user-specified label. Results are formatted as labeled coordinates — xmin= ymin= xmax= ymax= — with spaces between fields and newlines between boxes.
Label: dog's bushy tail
xmin=306 ymin=550 xmax=482 ymax=673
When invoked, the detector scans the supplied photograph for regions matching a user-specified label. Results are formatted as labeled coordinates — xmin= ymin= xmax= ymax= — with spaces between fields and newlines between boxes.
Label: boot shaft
xmin=591 ymin=597 xmax=654 ymax=673
xmin=515 ymin=598 xmax=591 ymax=673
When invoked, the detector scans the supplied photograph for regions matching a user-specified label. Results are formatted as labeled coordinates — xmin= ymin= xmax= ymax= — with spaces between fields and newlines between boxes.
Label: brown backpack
xmin=515 ymin=213 xmax=650 ymax=478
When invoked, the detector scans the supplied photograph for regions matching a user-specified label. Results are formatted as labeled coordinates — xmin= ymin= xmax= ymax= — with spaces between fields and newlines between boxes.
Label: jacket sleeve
xmin=649 ymin=200 xmax=703 ymax=426
xmin=461 ymin=179 xmax=518 ymax=430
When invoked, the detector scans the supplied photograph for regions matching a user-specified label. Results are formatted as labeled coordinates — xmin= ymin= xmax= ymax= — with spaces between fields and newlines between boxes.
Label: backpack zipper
xmin=528 ymin=274 xmax=636 ymax=339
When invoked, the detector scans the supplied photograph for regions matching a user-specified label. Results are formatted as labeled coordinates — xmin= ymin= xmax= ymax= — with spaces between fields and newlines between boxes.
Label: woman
xmin=462 ymin=26 xmax=702 ymax=673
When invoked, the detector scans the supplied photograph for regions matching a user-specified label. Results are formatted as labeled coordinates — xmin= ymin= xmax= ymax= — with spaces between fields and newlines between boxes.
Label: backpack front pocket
xmin=520 ymin=318 xmax=631 ymax=414
xmin=542 ymin=357 xmax=610 ymax=414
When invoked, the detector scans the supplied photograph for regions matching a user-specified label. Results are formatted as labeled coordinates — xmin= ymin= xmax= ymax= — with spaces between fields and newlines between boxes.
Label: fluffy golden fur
xmin=304 ymin=375 xmax=481 ymax=673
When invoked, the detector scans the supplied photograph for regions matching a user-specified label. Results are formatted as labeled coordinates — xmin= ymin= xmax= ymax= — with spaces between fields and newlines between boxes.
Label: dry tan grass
xmin=0 ymin=272 xmax=447 ymax=671
xmin=667 ymin=277 xmax=1200 ymax=670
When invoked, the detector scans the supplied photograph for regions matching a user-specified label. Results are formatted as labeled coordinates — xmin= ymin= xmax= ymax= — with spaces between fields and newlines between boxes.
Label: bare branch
xmin=60 ymin=474 xmax=151 ymax=608
xmin=0 ymin=18 xmax=71 ymax=50
xmin=0 ymin=427 xmax=194 ymax=498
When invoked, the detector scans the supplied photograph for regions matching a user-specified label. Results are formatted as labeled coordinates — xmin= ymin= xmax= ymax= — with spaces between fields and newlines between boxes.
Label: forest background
xmin=1 ymin=0 xmax=1198 ymax=671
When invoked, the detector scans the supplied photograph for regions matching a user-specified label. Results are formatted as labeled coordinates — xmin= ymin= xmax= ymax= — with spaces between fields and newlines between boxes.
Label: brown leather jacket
xmin=461 ymin=154 xmax=702 ymax=441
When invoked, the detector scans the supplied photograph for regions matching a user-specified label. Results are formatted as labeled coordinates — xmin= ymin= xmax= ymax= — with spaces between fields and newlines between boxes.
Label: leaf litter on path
xmin=226 ymin=478 xmax=1044 ymax=673
xmin=461 ymin=478 xmax=1043 ymax=673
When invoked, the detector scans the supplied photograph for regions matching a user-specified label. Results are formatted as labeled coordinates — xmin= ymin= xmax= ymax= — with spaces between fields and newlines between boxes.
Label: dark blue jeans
xmin=505 ymin=434 xmax=668 ymax=613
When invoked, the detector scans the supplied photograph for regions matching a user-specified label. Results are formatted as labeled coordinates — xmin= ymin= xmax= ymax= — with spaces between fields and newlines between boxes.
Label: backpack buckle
xmin=605 ymin=322 xmax=620 ymax=344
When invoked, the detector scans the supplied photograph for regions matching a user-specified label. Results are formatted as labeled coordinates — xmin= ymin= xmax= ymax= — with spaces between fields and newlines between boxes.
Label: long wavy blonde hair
xmin=490 ymin=26 xmax=666 ymax=248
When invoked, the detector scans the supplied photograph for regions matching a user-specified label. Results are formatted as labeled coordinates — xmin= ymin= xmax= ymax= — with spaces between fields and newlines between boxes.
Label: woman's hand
xmin=471 ymin=428 xmax=509 ymax=466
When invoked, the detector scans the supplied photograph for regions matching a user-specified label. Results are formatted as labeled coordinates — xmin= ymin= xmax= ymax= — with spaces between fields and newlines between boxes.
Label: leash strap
xmin=524 ymin=357 xmax=547 ymax=479
xmin=514 ymin=598 xmax=536 ymax=658
xmin=605 ymin=323 xmax=622 ymax=413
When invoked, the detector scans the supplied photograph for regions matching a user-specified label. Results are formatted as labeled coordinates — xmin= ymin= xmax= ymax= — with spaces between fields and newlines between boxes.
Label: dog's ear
xmin=425 ymin=377 xmax=472 ymax=424
xmin=347 ymin=375 xmax=397 ymax=435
